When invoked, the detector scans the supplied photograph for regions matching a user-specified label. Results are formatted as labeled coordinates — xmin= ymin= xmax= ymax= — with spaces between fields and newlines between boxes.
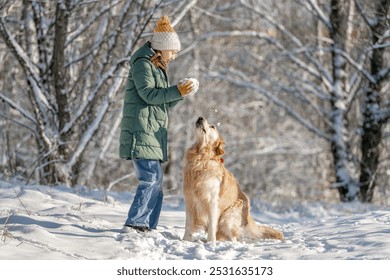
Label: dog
xmin=182 ymin=117 xmax=284 ymax=242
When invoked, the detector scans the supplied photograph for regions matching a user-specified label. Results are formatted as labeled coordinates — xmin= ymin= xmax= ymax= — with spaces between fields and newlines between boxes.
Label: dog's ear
xmin=214 ymin=137 xmax=225 ymax=156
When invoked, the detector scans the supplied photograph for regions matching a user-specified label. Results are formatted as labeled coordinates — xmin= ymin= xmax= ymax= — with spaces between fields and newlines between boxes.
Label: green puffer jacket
xmin=119 ymin=42 xmax=183 ymax=162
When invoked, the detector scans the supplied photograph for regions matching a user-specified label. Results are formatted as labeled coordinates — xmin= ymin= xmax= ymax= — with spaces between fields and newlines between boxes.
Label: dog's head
xmin=195 ymin=117 xmax=224 ymax=156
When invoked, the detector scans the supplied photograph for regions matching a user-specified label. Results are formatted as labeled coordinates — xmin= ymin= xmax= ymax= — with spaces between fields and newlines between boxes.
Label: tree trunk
xmin=35 ymin=0 xmax=73 ymax=185
xmin=359 ymin=88 xmax=382 ymax=202
xmin=53 ymin=0 xmax=71 ymax=156
xmin=329 ymin=0 xmax=359 ymax=201
xmin=359 ymin=0 xmax=390 ymax=202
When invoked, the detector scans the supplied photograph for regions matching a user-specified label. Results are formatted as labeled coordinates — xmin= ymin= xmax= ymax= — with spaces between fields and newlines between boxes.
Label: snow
xmin=1 ymin=179 xmax=390 ymax=261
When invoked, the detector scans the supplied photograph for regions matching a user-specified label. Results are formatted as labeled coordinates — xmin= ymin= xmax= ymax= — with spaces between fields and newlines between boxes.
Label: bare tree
xmin=200 ymin=0 xmax=389 ymax=202
xmin=1 ymin=0 xmax=388 ymax=205
xmin=0 ymin=0 xmax=183 ymax=186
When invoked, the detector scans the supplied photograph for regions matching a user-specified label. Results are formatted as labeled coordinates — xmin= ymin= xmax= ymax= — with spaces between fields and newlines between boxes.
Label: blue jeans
xmin=125 ymin=159 xmax=163 ymax=229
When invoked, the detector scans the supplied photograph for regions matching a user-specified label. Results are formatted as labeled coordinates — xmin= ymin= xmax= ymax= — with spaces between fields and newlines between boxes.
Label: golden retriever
xmin=182 ymin=117 xmax=284 ymax=242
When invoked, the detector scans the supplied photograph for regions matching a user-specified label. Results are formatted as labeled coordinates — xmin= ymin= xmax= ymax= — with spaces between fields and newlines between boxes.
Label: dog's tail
xmin=245 ymin=216 xmax=284 ymax=240
xmin=239 ymin=191 xmax=284 ymax=240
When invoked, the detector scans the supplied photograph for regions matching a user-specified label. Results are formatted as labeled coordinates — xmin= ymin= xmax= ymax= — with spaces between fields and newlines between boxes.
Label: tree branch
xmin=376 ymin=65 xmax=390 ymax=82
xmin=65 ymin=0 xmax=121 ymax=47
xmin=0 ymin=111 xmax=37 ymax=136
xmin=0 ymin=92 xmax=37 ymax=125
xmin=0 ymin=16 xmax=55 ymax=117
xmin=171 ymin=0 xmax=198 ymax=26
xmin=208 ymin=70 xmax=332 ymax=141
xmin=65 ymin=68 xmax=126 ymax=172
xmin=60 ymin=56 xmax=126 ymax=135
xmin=305 ymin=0 xmax=332 ymax=29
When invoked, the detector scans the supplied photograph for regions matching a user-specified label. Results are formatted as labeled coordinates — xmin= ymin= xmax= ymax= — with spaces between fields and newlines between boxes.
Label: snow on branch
xmin=65 ymin=68 xmax=126 ymax=172
xmin=336 ymin=49 xmax=377 ymax=84
xmin=171 ymin=0 xmax=198 ymax=27
xmin=289 ymin=85 xmax=333 ymax=126
xmin=215 ymin=3 xmax=335 ymax=89
xmin=199 ymin=30 xmax=277 ymax=44
xmin=209 ymin=71 xmax=332 ymax=141
xmin=60 ymin=57 xmax=125 ymax=135
xmin=0 ymin=111 xmax=37 ymax=136
xmin=0 ymin=1 xmax=17 ymax=17
xmin=289 ymin=48 xmax=333 ymax=92
xmin=372 ymin=42 xmax=390 ymax=50
xmin=100 ymin=0 xmax=133 ymax=73
xmin=240 ymin=0 xmax=335 ymax=88
xmin=106 ymin=173 xmax=136 ymax=192
xmin=376 ymin=65 xmax=390 ymax=82
xmin=192 ymin=6 xmax=233 ymax=22
xmin=198 ymin=29 xmax=332 ymax=88
xmin=354 ymin=0 xmax=377 ymax=29
xmin=240 ymin=0 xmax=302 ymax=46
xmin=65 ymin=0 xmax=122 ymax=47
xmin=30 ymin=2 xmax=51 ymax=72
xmin=65 ymin=34 xmax=106 ymax=68
xmin=0 ymin=17 xmax=55 ymax=117
xmin=0 ymin=93 xmax=37 ymax=125
xmin=378 ymin=108 xmax=390 ymax=123
xmin=305 ymin=0 xmax=331 ymax=29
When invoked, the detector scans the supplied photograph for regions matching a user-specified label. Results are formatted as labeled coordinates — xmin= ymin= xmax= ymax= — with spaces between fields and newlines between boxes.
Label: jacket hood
xmin=130 ymin=41 xmax=155 ymax=65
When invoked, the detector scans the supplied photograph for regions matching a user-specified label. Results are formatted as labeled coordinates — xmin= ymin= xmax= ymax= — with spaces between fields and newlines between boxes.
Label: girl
xmin=119 ymin=16 xmax=197 ymax=232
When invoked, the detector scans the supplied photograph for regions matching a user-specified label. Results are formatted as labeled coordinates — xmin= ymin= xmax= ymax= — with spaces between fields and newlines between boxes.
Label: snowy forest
xmin=0 ymin=0 xmax=389 ymax=205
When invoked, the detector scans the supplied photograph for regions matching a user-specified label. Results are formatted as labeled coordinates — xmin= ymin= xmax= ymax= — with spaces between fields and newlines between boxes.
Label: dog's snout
xmin=196 ymin=117 xmax=205 ymax=127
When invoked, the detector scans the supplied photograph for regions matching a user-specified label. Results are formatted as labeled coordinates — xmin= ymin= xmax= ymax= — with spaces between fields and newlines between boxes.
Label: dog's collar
xmin=211 ymin=156 xmax=224 ymax=164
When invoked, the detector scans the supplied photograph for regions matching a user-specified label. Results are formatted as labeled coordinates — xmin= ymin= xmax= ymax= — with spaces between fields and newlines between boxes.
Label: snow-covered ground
xmin=1 ymin=179 xmax=390 ymax=260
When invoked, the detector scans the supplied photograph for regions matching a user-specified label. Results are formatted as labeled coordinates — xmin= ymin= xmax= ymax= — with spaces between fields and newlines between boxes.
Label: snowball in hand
xmin=178 ymin=78 xmax=199 ymax=95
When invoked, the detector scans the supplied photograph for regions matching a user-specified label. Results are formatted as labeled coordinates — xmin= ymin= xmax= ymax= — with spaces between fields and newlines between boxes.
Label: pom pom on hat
xmin=153 ymin=16 xmax=175 ymax=33
xmin=151 ymin=16 xmax=181 ymax=51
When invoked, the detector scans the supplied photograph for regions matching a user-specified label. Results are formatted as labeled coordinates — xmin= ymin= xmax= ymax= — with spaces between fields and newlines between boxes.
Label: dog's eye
xmin=210 ymin=125 xmax=216 ymax=129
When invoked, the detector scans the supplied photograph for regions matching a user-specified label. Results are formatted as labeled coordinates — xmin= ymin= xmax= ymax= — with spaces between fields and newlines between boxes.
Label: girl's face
xmin=160 ymin=50 xmax=178 ymax=64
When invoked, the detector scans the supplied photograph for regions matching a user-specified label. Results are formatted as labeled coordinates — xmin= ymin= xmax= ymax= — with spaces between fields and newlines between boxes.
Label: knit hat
xmin=151 ymin=16 xmax=181 ymax=51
